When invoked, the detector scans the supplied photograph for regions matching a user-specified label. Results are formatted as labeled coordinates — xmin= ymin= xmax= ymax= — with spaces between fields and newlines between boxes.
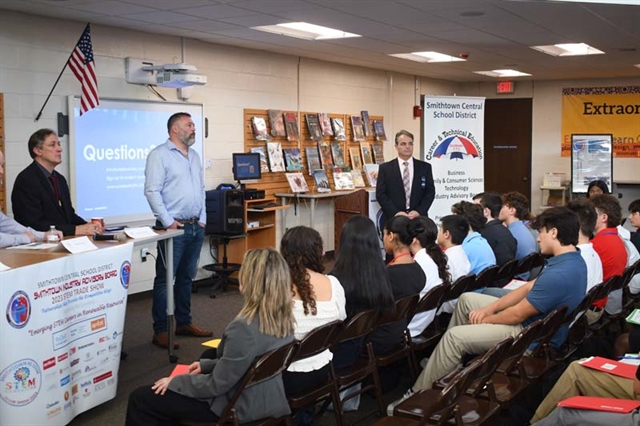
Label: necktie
xmin=49 ymin=174 xmax=61 ymax=205
xmin=402 ymin=161 xmax=410 ymax=209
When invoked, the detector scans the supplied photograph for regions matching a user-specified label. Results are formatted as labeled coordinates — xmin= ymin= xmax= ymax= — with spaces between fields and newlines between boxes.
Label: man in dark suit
xmin=12 ymin=128 xmax=100 ymax=236
xmin=376 ymin=130 xmax=435 ymax=226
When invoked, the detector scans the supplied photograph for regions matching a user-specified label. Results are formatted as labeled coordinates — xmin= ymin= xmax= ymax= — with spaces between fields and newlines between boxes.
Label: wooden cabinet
xmin=220 ymin=196 xmax=289 ymax=264
xmin=334 ymin=189 xmax=369 ymax=252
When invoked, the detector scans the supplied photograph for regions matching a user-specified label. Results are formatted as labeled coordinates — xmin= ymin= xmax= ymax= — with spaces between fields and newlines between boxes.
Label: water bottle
xmin=47 ymin=225 xmax=60 ymax=243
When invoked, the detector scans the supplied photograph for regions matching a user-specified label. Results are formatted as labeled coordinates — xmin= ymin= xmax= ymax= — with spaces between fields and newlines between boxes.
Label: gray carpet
xmin=68 ymin=277 xmax=411 ymax=426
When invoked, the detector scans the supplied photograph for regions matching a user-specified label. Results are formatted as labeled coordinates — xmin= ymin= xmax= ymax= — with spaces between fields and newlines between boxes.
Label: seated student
xmin=629 ymin=199 xmax=640 ymax=253
xmin=383 ymin=216 xmax=427 ymax=301
xmin=125 ymin=248 xmax=295 ymax=425
xmin=279 ymin=226 xmax=346 ymax=397
xmin=530 ymin=360 xmax=640 ymax=425
xmin=588 ymin=194 xmax=627 ymax=323
xmin=500 ymin=191 xmax=537 ymax=260
xmin=11 ymin=129 xmax=101 ymax=236
xmin=438 ymin=215 xmax=472 ymax=282
xmin=0 ymin=150 xmax=63 ymax=247
xmin=452 ymin=201 xmax=497 ymax=275
xmin=329 ymin=215 xmax=396 ymax=369
xmin=388 ymin=206 xmax=587 ymax=414
xmin=587 ymin=179 xmax=610 ymax=198
xmin=407 ymin=216 xmax=451 ymax=337
xmin=436 ymin=215 xmax=472 ymax=315
xmin=473 ymin=192 xmax=517 ymax=266
xmin=566 ymin=199 xmax=603 ymax=291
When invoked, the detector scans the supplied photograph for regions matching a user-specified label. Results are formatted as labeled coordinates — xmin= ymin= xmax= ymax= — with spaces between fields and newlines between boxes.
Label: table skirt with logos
xmin=0 ymin=229 xmax=183 ymax=426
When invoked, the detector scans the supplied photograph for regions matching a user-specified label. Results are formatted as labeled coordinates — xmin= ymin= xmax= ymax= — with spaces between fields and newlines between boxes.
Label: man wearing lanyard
xmin=144 ymin=112 xmax=212 ymax=350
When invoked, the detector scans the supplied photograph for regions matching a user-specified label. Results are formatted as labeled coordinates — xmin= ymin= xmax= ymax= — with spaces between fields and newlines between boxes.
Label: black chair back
xmin=466 ymin=265 xmax=500 ymax=292
xmin=441 ymin=274 xmax=476 ymax=304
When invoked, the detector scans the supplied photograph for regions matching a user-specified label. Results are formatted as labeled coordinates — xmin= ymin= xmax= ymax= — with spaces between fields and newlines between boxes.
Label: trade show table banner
xmin=0 ymin=242 xmax=134 ymax=426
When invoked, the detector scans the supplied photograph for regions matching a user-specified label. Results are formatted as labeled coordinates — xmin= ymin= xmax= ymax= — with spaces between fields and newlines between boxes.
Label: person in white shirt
xmin=279 ymin=226 xmax=346 ymax=400
xmin=437 ymin=215 xmax=472 ymax=314
xmin=407 ymin=216 xmax=452 ymax=337
xmin=567 ymin=199 xmax=603 ymax=291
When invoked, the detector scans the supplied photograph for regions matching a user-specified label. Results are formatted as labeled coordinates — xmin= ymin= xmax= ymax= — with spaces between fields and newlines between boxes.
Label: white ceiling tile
xmin=122 ymin=11 xmax=203 ymax=24
xmin=120 ymin=0 xmax=214 ymax=10
xmin=63 ymin=1 xmax=158 ymax=16
xmin=180 ymin=4 xmax=259 ymax=19
xmin=167 ymin=20 xmax=242 ymax=32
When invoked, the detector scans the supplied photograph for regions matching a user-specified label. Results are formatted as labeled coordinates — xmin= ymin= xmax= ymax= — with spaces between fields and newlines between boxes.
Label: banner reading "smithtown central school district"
xmin=0 ymin=243 xmax=133 ymax=426
xmin=422 ymin=95 xmax=485 ymax=223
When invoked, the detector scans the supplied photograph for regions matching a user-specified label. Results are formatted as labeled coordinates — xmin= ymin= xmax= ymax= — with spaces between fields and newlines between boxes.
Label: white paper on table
xmin=54 ymin=236 xmax=98 ymax=254
xmin=0 ymin=262 xmax=11 ymax=271
xmin=6 ymin=242 xmax=58 ymax=250
xmin=124 ymin=227 xmax=158 ymax=239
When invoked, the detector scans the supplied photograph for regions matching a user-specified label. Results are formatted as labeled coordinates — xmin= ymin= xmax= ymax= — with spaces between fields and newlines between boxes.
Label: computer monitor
xmin=232 ymin=152 xmax=262 ymax=183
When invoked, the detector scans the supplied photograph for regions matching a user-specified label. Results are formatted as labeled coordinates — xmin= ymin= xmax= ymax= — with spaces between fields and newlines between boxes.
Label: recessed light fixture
xmin=389 ymin=52 xmax=466 ymax=63
xmin=531 ymin=43 xmax=605 ymax=56
xmin=473 ymin=69 xmax=532 ymax=77
xmin=251 ymin=22 xmax=361 ymax=40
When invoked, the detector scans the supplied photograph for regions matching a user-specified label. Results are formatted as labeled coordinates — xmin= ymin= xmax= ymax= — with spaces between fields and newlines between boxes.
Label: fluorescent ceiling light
xmin=389 ymin=52 xmax=466 ymax=63
xmin=545 ymin=1 xmax=640 ymax=5
xmin=531 ymin=42 xmax=605 ymax=56
xmin=634 ymin=64 xmax=640 ymax=69
xmin=473 ymin=69 xmax=532 ymax=77
xmin=251 ymin=22 xmax=360 ymax=40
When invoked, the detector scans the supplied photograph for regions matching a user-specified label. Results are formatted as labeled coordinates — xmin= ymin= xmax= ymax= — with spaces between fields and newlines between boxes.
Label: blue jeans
xmin=152 ymin=223 xmax=205 ymax=333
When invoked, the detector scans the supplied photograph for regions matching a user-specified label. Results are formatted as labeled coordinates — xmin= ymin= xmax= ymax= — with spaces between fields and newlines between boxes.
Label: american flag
xmin=68 ymin=24 xmax=99 ymax=115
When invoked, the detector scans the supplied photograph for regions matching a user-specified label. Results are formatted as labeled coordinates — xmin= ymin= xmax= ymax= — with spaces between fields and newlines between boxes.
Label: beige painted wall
xmin=459 ymin=79 xmax=640 ymax=212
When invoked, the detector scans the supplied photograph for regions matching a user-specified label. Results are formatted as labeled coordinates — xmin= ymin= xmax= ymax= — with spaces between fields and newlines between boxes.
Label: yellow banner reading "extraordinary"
xmin=561 ymin=86 xmax=640 ymax=158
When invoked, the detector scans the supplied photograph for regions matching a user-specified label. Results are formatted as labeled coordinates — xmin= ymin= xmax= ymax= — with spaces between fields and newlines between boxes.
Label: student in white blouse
xmin=279 ymin=226 xmax=347 ymax=399
xmin=407 ymin=216 xmax=452 ymax=336
xmin=567 ymin=200 xmax=603 ymax=291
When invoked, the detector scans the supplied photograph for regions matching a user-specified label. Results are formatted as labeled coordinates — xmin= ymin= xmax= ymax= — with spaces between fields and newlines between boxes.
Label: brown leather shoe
xmin=175 ymin=324 xmax=213 ymax=337
xmin=152 ymin=332 xmax=180 ymax=349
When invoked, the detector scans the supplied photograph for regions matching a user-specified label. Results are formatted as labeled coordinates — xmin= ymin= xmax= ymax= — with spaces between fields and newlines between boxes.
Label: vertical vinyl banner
xmin=0 ymin=243 xmax=133 ymax=426
xmin=561 ymin=86 xmax=640 ymax=157
xmin=423 ymin=96 xmax=485 ymax=223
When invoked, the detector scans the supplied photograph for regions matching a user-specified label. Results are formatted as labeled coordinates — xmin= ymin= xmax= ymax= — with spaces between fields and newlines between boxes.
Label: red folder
xmin=169 ymin=364 xmax=190 ymax=377
xmin=580 ymin=356 xmax=638 ymax=380
xmin=559 ymin=396 xmax=640 ymax=413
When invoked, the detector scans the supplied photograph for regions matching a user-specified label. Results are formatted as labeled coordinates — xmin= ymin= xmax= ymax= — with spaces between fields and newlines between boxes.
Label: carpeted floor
xmin=68 ymin=270 xmax=414 ymax=426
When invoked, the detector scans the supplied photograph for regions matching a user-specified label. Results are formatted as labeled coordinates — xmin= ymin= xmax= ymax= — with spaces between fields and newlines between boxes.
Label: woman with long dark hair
xmin=330 ymin=215 xmax=395 ymax=368
xmin=383 ymin=215 xmax=426 ymax=300
xmin=587 ymin=180 xmax=610 ymax=198
xmin=279 ymin=226 xmax=346 ymax=397
xmin=407 ymin=216 xmax=451 ymax=336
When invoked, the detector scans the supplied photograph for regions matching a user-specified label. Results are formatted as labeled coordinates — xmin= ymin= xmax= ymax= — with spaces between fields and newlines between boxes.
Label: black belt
xmin=175 ymin=217 xmax=199 ymax=225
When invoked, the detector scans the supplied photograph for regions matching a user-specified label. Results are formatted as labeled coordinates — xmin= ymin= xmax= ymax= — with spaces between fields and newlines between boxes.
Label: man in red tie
xmin=11 ymin=128 xmax=100 ymax=236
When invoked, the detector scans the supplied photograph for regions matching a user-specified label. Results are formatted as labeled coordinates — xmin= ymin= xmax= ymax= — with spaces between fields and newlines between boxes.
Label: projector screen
xmin=69 ymin=97 xmax=205 ymax=225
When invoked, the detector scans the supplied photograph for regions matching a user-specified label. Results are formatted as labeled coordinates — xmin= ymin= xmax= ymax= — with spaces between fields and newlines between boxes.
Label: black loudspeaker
xmin=205 ymin=189 xmax=245 ymax=235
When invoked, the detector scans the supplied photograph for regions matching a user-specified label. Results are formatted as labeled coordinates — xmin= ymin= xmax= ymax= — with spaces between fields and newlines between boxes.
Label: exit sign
xmin=497 ymin=81 xmax=514 ymax=94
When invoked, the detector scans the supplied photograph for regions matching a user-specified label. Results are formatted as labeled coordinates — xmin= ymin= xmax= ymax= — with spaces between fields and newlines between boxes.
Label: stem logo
xmin=0 ymin=359 xmax=41 ymax=406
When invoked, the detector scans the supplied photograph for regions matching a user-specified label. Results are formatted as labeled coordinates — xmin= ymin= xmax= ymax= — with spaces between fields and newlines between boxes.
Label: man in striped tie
xmin=376 ymin=130 xmax=436 ymax=237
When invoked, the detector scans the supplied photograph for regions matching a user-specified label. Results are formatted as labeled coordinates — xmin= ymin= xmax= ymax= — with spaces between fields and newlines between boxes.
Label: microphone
xmin=93 ymin=233 xmax=127 ymax=242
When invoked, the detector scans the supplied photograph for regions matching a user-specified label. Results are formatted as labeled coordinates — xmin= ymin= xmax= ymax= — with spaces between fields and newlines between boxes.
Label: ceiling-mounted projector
xmin=141 ymin=63 xmax=207 ymax=88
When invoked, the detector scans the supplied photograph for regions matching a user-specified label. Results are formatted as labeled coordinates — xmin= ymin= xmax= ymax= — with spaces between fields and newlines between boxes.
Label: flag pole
xmin=34 ymin=23 xmax=90 ymax=122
